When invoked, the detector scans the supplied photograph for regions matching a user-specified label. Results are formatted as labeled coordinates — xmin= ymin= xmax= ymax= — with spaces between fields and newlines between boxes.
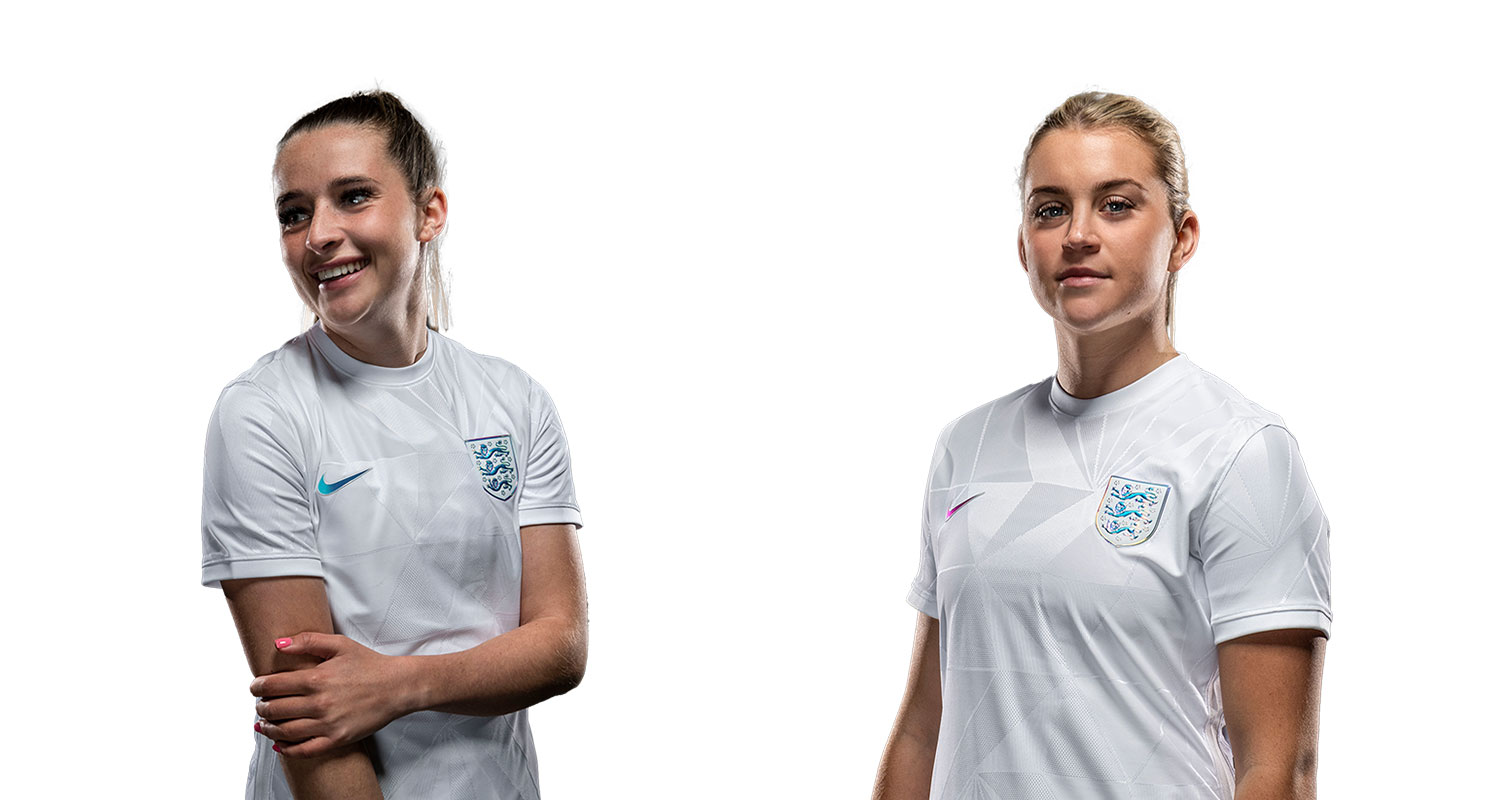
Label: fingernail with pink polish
xmin=255 ymin=722 xmax=262 ymax=733
xmin=275 ymin=638 xmax=292 ymax=649
xmin=272 ymin=744 xmax=282 ymax=754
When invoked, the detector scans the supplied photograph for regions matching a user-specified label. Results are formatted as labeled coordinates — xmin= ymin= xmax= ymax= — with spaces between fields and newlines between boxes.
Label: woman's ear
xmin=418 ymin=187 xmax=448 ymax=243
xmin=1169 ymin=210 xmax=1199 ymax=273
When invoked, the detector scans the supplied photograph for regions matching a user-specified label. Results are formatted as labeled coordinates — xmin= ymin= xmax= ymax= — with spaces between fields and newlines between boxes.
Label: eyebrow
xmin=1027 ymin=178 xmax=1149 ymax=201
xmin=275 ymin=175 xmax=379 ymax=207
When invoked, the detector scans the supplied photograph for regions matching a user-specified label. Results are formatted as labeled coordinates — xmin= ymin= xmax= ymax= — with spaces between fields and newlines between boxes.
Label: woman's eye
xmin=1034 ymin=204 xmax=1065 ymax=220
xmin=343 ymin=188 xmax=374 ymax=206
xmin=278 ymin=208 xmax=309 ymax=227
xmin=1102 ymin=198 xmax=1133 ymax=214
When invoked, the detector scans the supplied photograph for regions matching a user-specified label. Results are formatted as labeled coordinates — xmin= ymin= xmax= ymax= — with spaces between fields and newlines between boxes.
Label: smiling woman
xmin=273 ymin=96 xmax=448 ymax=366
xmin=873 ymin=92 xmax=1330 ymax=800
xmin=201 ymin=91 xmax=589 ymax=800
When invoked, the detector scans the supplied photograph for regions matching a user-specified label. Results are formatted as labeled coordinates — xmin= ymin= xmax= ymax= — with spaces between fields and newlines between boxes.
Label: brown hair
xmin=1020 ymin=91 xmax=1190 ymax=337
xmin=280 ymin=90 xmax=450 ymax=330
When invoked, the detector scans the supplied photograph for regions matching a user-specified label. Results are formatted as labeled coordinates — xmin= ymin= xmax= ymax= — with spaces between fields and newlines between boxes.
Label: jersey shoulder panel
xmin=1175 ymin=362 xmax=1304 ymax=512
xmin=212 ymin=330 xmax=328 ymax=431
xmin=209 ymin=332 xmax=325 ymax=453
xmin=224 ymin=330 xmax=320 ymax=390
xmin=1185 ymin=360 xmax=1287 ymax=428
xmin=934 ymin=380 xmax=1047 ymax=484
xmin=438 ymin=334 xmax=555 ymax=417
xmin=433 ymin=335 xmax=561 ymax=432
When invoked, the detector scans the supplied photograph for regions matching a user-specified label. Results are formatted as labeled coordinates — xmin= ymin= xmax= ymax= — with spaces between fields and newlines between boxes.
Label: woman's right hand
xmin=250 ymin=632 xmax=415 ymax=758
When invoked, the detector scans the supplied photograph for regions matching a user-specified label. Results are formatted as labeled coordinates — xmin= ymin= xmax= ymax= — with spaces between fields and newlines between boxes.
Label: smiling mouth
xmin=316 ymin=259 xmax=369 ymax=283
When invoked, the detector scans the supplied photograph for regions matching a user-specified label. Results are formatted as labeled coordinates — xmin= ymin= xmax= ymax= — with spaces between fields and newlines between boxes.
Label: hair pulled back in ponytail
xmin=1021 ymin=91 xmax=1190 ymax=339
xmin=281 ymin=90 xmax=450 ymax=330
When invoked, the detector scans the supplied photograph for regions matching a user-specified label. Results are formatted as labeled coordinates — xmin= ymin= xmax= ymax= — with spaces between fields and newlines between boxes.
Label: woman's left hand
xmin=250 ymin=632 xmax=414 ymax=759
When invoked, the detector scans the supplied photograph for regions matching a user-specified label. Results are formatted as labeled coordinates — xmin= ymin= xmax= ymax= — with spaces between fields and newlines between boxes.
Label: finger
xmin=272 ymin=735 xmax=340 ymax=760
xmin=255 ymin=695 xmax=322 ymax=722
xmin=249 ymin=670 xmax=311 ymax=698
xmin=256 ymin=717 xmax=322 ymax=744
xmin=275 ymin=632 xmax=347 ymax=660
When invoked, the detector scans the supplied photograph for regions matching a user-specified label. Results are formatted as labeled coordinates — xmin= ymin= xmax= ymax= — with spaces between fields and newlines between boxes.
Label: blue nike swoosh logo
xmin=946 ymin=492 xmax=985 ymax=520
xmin=318 ymin=469 xmax=371 ymax=495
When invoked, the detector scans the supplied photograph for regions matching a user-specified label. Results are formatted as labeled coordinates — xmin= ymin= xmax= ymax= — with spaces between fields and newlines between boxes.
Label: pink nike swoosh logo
xmin=946 ymin=492 xmax=985 ymax=520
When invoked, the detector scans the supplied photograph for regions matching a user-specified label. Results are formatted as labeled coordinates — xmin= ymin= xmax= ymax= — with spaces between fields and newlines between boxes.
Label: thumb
xmin=274 ymin=632 xmax=345 ymax=660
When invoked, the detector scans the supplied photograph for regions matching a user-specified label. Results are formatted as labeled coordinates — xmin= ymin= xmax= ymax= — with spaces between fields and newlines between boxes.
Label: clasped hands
xmin=250 ymin=633 xmax=415 ymax=758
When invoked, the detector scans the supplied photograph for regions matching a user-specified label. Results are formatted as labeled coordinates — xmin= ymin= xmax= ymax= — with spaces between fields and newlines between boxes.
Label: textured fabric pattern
xmin=908 ymin=357 xmax=1330 ymax=800
xmin=203 ymin=325 xmax=582 ymax=800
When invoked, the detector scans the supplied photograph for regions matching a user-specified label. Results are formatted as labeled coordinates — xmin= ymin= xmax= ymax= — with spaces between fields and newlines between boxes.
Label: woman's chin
xmin=1049 ymin=303 xmax=1118 ymax=335
xmin=314 ymin=303 xmax=372 ymax=334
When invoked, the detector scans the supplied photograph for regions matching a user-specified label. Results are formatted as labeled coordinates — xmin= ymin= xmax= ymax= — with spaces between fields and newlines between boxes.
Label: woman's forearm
xmin=873 ymin=726 xmax=938 ymax=799
xmin=248 ymin=525 xmax=588 ymax=759
xmin=399 ymin=613 xmax=587 ymax=717
xmin=874 ymin=613 xmax=942 ymax=800
xmin=399 ymin=523 xmax=588 ymax=717
xmin=1233 ymin=762 xmax=1316 ymax=800
xmin=281 ymin=747 xmax=385 ymax=800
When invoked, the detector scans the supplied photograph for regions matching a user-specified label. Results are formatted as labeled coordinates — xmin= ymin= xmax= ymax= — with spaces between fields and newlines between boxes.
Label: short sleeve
xmin=200 ymin=382 xmax=322 ymax=587
xmin=517 ymin=381 xmax=583 ymax=529
xmin=1198 ymin=425 xmax=1332 ymax=643
xmin=906 ymin=434 xmax=949 ymax=619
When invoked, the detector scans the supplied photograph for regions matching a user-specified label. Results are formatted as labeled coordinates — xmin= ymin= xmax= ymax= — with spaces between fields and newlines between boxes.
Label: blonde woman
xmin=875 ymin=92 xmax=1330 ymax=799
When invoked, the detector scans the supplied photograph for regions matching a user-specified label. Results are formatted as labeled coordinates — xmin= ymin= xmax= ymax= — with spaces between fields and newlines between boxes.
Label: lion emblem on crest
xmin=1095 ymin=476 xmax=1170 ymax=547
xmin=467 ymin=434 xmax=517 ymax=501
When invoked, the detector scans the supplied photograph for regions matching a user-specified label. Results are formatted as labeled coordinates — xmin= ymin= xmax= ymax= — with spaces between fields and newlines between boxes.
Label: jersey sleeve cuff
xmin=1212 ymin=607 xmax=1331 ymax=644
xmin=907 ymin=585 xmax=939 ymax=620
xmin=201 ymin=556 xmax=324 ymax=588
xmin=518 ymin=505 xmax=584 ymax=529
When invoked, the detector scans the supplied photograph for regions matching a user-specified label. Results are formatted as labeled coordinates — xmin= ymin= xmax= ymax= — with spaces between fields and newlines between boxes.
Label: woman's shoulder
xmin=1169 ymin=360 xmax=1313 ymax=491
xmin=1177 ymin=358 xmax=1288 ymax=432
xmin=208 ymin=330 xmax=323 ymax=429
xmin=934 ymin=378 xmax=1051 ymax=449
xmin=218 ymin=327 xmax=320 ymax=386
xmin=430 ymin=332 xmax=558 ymax=406
xmin=434 ymin=331 xmax=523 ymax=374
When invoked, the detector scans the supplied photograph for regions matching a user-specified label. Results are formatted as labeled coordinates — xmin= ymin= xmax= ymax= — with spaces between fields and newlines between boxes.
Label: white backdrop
xmin=3 ymin=2 xmax=1493 ymax=796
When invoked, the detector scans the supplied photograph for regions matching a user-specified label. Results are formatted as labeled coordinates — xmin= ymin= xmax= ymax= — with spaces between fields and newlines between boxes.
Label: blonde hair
xmin=1020 ymin=91 xmax=1190 ymax=337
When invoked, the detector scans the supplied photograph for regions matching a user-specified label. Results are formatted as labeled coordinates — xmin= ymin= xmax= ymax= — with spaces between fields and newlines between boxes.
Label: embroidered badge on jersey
xmin=1095 ymin=476 xmax=1170 ymax=547
xmin=467 ymin=434 xmax=517 ymax=501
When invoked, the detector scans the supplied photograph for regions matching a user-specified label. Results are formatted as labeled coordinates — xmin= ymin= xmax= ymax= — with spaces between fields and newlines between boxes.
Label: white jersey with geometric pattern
xmin=202 ymin=324 xmax=583 ymax=800
xmin=908 ymin=356 xmax=1330 ymax=800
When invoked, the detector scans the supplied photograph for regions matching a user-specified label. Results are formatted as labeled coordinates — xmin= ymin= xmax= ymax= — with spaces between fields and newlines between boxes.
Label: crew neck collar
xmin=309 ymin=323 xmax=438 ymax=386
xmin=1048 ymin=355 xmax=1194 ymax=417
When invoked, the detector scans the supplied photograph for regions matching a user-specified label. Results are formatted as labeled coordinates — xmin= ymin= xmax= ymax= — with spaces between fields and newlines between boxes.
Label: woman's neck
xmin=321 ymin=314 xmax=430 ymax=369
xmin=1053 ymin=317 xmax=1177 ymax=399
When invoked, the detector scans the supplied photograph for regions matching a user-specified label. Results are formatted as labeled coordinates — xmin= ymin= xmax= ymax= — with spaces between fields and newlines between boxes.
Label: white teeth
xmin=316 ymin=259 xmax=368 ymax=282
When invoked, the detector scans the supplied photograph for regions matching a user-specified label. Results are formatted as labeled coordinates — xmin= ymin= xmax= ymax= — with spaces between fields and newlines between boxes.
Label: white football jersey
xmin=202 ymin=324 xmax=582 ymax=800
xmin=909 ymin=356 xmax=1330 ymax=799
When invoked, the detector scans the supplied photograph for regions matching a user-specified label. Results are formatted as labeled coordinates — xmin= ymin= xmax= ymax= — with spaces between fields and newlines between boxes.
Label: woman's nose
xmin=304 ymin=207 xmax=342 ymax=254
xmin=1063 ymin=215 xmax=1098 ymax=252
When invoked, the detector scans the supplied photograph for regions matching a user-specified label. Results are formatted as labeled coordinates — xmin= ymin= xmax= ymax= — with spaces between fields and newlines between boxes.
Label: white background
xmin=3 ymin=1 xmax=1493 ymax=796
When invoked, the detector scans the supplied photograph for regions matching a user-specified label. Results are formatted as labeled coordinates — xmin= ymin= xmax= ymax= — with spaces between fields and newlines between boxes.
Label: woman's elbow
xmin=555 ymin=650 xmax=586 ymax=695
xmin=1235 ymin=749 xmax=1319 ymax=800
xmin=549 ymin=621 xmax=588 ymax=696
xmin=1291 ymin=747 xmax=1319 ymax=799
